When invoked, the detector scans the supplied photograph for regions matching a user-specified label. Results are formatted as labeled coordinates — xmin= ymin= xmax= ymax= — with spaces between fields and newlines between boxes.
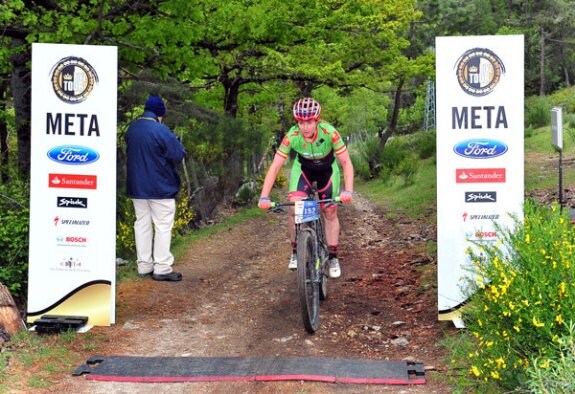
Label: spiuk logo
xmin=455 ymin=48 xmax=505 ymax=97
xmin=50 ymin=56 xmax=98 ymax=104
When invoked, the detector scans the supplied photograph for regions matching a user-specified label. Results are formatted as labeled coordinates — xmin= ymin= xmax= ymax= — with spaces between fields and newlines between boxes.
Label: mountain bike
xmin=271 ymin=187 xmax=340 ymax=333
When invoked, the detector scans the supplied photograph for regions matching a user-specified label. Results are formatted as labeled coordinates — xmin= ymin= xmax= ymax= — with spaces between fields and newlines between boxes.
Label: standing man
xmin=258 ymin=97 xmax=354 ymax=278
xmin=125 ymin=95 xmax=186 ymax=282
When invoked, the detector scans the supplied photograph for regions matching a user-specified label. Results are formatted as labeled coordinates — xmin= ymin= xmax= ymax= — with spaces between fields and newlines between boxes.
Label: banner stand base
xmin=438 ymin=310 xmax=466 ymax=328
xmin=30 ymin=315 xmax=90 ymax=334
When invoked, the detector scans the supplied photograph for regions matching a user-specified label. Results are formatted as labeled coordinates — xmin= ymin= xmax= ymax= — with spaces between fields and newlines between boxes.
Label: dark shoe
xmin=152 ymin=271 xmax=182 ymax=282
xmin=138 ymin=271 xmax=153 ymax=278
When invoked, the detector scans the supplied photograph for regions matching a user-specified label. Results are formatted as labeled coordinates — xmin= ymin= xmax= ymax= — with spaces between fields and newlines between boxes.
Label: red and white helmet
xmin=292 ymin=97 xmax=321 ymax=121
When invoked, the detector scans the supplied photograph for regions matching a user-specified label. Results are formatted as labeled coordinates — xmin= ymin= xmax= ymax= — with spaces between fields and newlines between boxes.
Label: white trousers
xmin=132 ymin=198 xmax=176 ymax=275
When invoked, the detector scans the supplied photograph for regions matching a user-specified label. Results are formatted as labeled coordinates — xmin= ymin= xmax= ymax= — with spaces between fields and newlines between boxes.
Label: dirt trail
xmin=52 ymin=193 xmax=454 ymax=393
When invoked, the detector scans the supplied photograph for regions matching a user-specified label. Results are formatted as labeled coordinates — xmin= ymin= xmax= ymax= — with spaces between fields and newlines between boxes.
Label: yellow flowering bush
xmin=451 ymin=200 xmax=575 ymax=392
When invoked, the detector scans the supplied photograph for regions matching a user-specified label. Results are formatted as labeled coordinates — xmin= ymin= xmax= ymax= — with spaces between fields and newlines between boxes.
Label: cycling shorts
xmin=288 ymin=159 xmax=341 ymax=201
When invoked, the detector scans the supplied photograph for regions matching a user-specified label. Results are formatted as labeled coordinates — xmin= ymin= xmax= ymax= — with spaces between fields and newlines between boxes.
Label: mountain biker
xmin=258 ymin=97 xmax=354 ymax=278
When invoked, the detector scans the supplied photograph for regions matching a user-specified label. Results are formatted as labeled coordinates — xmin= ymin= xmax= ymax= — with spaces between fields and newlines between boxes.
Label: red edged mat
xmin=73 ymin=356 xmax=425 ymax=385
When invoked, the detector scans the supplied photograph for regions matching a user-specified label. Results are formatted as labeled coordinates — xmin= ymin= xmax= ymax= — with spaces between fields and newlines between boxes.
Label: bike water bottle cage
xmin=293 ymin=98 xmax=321 ymax=121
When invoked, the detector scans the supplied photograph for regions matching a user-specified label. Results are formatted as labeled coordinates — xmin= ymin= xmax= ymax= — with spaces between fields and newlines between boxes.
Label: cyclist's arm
xmin=259 ymin=153 xmax=287 ymax=199
xmin=336 ymin=149 xmax=354 ymax=193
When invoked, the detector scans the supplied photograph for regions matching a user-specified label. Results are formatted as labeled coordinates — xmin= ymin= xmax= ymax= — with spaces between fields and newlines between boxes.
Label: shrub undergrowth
xmin=447 ymin=200 xmax=575 ymax=392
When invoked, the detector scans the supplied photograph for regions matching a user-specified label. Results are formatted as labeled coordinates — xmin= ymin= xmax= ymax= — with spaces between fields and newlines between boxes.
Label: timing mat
xmin=73 ymin=356 xmax=425 ymax=385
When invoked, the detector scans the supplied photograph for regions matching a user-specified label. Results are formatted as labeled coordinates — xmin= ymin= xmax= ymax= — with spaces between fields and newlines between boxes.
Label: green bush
xmin=549 ymin=86 xmax=575 ymax=114
xmin=379 ymin=138 xmax=407 ymax=182
xmin=0 ymin=181 xmax=30 ymax=300
xmin=396 ymin=154 xmax=419 ymax=186
xmin=413 ymin=131 xmax=436 ymax=160
xmin=525 ymin=321 xmax=575 ymax=393
xmin=525 ymin=95 xmax=552 ymax=128
xmin=349 ymin=149 xmax=371 ymax=181
xmin=449 ymin=200 xmax=575 ymax=392
xmin=347 ymin=133 xmax=381 ymax=181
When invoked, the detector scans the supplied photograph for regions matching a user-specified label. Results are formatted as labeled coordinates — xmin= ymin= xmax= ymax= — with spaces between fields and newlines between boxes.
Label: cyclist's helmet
xmin=293 ymin=97 xmax=321 ymax=121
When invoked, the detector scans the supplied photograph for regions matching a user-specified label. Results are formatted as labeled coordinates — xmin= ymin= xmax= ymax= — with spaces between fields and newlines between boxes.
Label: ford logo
xmin=453 ymin=139 xmax=508 ymax=159
xmin=47 ymin=145 xmax=100 ymax=165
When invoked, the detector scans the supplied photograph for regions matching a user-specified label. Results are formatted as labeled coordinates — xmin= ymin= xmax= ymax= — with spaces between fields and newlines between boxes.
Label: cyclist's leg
xmin=287 ymin=161 xmax=310 ymax=243
xmin=317 ymin=164 xmax=342 ymax=278
xmin=316 ymin=164 xmax=340 ymax=247
xmin=287 ymin=162 xmax=308 ymax=268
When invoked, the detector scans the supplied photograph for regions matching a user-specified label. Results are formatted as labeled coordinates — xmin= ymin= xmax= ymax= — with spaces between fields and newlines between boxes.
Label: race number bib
xmin=294 ymin=200 xmax=319 ymax=224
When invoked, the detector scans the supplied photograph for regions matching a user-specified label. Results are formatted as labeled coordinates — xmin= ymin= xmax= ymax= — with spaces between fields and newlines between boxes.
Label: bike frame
xmin=270 ymin=191 xmax=339 ymax=333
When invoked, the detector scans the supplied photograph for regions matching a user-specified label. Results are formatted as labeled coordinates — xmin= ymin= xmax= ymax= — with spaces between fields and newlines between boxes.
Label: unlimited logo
xmin=50 ymin=56 xmax=98 ymax=104
xmin=47 ymin=145 xmax=100 ymax=165
xmin=453 ymin=139 xmax=508 ymax=159
xmin=454 ymin=48 xmax=505 ymax=97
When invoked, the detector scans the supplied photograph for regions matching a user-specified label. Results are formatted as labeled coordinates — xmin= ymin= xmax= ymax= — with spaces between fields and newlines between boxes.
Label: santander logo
xmin=456 ymin=168 xmax=506 ymax=183
xmin=49 ymin=173 xmax=97 ymax=189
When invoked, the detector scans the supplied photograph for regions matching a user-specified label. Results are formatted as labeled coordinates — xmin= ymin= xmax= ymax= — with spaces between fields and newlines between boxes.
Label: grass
xmin=356 ymin=156 xmax=437 ymax=220
xmin=0 ymin=330 xmax=85 ymax=392
xmin=524 ymin=127 xmax=575 ymax=194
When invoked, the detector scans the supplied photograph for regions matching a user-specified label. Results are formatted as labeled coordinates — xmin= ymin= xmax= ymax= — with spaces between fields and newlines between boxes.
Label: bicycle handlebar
xmin=270 ymin=196 xmax=341 ymax=210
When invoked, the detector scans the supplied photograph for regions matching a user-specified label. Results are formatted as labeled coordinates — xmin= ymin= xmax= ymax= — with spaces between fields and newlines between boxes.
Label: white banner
xmin=27 ymin=43 xmax=117 ymax=326
xmin=436 ymin=36 xmax=524 ymax=324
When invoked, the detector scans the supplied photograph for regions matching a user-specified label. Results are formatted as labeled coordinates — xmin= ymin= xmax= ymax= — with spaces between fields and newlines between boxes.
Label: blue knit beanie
xmin=144 ymin=95 xmax=166 ymax=117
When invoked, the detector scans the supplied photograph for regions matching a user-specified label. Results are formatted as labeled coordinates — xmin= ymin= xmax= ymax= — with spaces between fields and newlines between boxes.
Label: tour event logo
xmin=454 ymin=48 xmax=505 ymax=96
xmin=50 ymin=56 xmax=99 ymax=104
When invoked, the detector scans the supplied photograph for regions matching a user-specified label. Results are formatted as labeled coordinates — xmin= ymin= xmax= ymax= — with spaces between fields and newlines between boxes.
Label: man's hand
xmin=258 ymin=197 xmax=272 ymax=210
xmin=339 ymin=191 xmax=353 ymax=204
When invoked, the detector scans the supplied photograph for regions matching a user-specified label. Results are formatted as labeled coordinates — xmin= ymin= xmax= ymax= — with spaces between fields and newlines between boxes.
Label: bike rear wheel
xmin=317 ymin=216 xmax=328 ymax=301
xmin=297 ymin=228 xmax=320 ymax=333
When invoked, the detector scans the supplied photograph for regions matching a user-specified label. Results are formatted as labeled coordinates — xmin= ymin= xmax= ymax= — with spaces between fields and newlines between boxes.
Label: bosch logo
xmin=453 ymin=139 xmax=508 ymax=159
xmin=47 ymin=145 xmax=100 ymax=165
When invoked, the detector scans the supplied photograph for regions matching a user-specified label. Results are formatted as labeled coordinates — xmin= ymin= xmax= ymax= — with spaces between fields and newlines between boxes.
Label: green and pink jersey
xmin=277 ymin=122 xmax=347 ymax=196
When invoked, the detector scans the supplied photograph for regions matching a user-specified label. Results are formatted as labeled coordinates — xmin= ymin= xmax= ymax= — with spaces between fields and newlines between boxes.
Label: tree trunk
xmin=559 ymin=47 xmax=571 ymax=88
xmin=368 ymin=78 xmax=404 ymax=176
xmin=0 ymin=80 xmax=9 ymax=183
xmin=0 ymin=284 xmax=26 ymax=336
xmin=539 ymin=25 xmax=546 ymax=96
xmin=222 ymin=75 xmax=241 ymax=117
xmin=11 ymin=39 xmax=32 ymax=178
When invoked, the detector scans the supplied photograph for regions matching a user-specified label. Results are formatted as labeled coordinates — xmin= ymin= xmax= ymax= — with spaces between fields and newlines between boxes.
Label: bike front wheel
xmin=297 ymin=228 xmax=320 ymax=333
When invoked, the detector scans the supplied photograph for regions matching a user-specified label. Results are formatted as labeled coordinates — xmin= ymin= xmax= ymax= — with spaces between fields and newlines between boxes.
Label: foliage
xmin=525 ymin=95 xmax=552 ymax=128
xmin=395 ymin=154 xmax=419 ymax=186
xmin=0 ymin=180 xmax=29 ymax=299
xmin=449 ymin=200 xmax=575 ymax=392
xmin=356 ymin=155 xmax=436 ymax=219
xmin=378 ymin=137 xmax=411 ymax=183
xmin=525 ymin=321 xmax=575 ymax=394
xmin=115 ymin=196 xmax=136 ymax=260
xmin=234 ymin=181 xmax=258 ymax=207
xmin=348 ymin=133 xmax=380 ymax=181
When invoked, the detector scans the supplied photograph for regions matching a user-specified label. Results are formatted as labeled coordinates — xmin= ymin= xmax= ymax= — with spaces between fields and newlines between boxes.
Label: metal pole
xmin=559 ymin=150 xmax=563 ymax=211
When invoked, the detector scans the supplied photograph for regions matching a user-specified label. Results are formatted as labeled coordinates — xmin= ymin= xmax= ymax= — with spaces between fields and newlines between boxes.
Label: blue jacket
xmin=125 ymin=111 xmax=186 ymax=199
